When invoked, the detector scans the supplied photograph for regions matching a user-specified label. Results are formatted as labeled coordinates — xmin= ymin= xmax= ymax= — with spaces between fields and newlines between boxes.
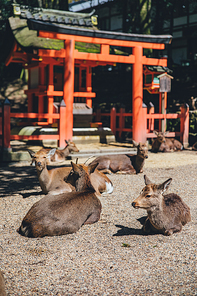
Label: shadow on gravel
xmin=114 ymin=216 xmax=160 ymax=236
xmin=0 ymin=165 xmax=41 ymax=198
xmin=113 ymin=224 xmax=144 ymax=236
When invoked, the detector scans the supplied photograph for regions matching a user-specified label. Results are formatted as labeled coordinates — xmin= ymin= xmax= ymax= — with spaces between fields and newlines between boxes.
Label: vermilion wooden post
xmin=132 ymin=46 xmax=145 ymax=142
xmin=63 ymin=39 xmax=74 ymax=141
xmin=48 ymin=63 xmax=54 ymax=124
xmin=110 ymin=107 xmax=116 ymax=135
xmin=86 ymin=66 xmax=92 ymax=108
xmin=141 ymin=103 xmax=147 ymax=143
xmin=59 ymin=99 xmax=67 ymax=147
xmin=38 ymin=66 xmax=45 ymax=122
xmin=27 ymin=69 xmax=33 ymax=118
xmin=3 ymin=98 xmax=11 ymax=149
xmin=148 ymin=102 xmax=155 ymax=132
xmin=119 ymin=107 xmax=125 ymax=139
xmin=180 ymin=103 xmax=189 ymax=148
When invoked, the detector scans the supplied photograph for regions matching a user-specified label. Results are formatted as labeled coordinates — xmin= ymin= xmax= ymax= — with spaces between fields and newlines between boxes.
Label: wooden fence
xmin=0 ymin=98 xmax=67 ymax=149
xmin=0 ymin=99 xmax=189 ymax=149
xmin=93 ymin=103 xmax=189 ymax=146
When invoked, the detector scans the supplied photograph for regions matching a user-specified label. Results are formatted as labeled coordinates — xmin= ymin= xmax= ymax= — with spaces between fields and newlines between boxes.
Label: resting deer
xmin=132 ymin=175 xmax=191 ymax=235
xmin=29 ymin=140 xmax=79 ymax=164
xmin=151 ymin=131 xmax=183 ymax=152
xmin=67 ymin=162 xmax=113 ymax=195
xmin=28 ymin=148 xmax=74 ymax=195
xmin=0 ymin=270 xmax=6 ymax=296
xmin=192 ymin=142 xmax=197 ymax=151
xmin=17 ymin=162 xmax=102 ymax=237
xmin=88 ymin=140 xmax=148 ymax=174
xmin=28 ymin=149 xmax=113 ymax=196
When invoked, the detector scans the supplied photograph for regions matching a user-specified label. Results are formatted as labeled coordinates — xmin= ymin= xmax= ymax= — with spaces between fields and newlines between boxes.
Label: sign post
xmin=157 ymin=73 xmax=173 ymax=132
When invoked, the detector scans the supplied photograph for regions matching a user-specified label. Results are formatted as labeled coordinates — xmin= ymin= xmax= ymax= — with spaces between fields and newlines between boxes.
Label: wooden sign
xmin=158 ymin=73 xmax=173 ymax=93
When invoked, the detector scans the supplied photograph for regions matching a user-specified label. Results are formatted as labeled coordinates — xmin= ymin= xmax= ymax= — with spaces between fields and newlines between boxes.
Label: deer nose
xmin=132 ymin=202 xmax=136 ymax=208
xmin=145 ymin=155 xmax=148 ymax=159
xmin=37 ymin=161 xmax=42 ymax=167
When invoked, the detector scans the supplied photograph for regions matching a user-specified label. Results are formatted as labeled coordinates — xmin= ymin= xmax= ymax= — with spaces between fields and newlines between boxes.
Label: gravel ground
xmin=0 ymin=149 xmax=197 ymax=295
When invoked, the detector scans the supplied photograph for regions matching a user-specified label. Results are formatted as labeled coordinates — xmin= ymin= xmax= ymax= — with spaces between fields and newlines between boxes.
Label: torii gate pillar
xmin=132 ymin=46 xmax=146 ymax=143
xmin=62 ymin=39 xmax=75 ymax=144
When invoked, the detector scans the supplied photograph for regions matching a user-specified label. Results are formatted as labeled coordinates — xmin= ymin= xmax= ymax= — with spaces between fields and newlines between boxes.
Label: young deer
xmin=88 ymin=141 xmax=148 ymax=174
xmin=67 ymin=162 xmax=113 ymax=195
xmin=28 ymin=148 xmax=74 ymax=195
xmin=28 ymin=149 xmax=113 ymax=196
xmin=132 ymin=175 xmax=191 ymax=235
xmin=0 ymin=270 xmax=6 ymax=296
xmin=151 ymin=131 xmax=183 ymax=152
xmin=30 ymin=140 xmax=79 ymax=164
xmin=17 ymin=162 xmax=102 ymax=237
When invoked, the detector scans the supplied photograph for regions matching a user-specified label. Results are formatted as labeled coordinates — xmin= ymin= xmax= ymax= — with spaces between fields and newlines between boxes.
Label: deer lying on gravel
xmin=29 ymin=140 xmax=79 ymax=164
xmin=67 ymin=162 xmax=113 ymax=195
xmin=0 ymin=270 xmax=6 ymax=296
xmin=28 ymin=148 xmax=74 ymax=195
xmin=151 ymin=131 xmax=183 ymax=152
xmin=132 ymin=175 xmax=191 ymax=235
xmin=28 ymin=149 xmax=113 ymax=196
xmin=192 ymin=142 xmax=197 ymax=151
xmin=17 ymin=162 xmax=102 ymax=237
xmin=88 ymin=140 xmax=148 ymax=174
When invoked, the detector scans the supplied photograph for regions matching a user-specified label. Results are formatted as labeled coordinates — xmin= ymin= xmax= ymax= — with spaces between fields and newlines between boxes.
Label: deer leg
xmin=164 ymin=224 xmax=182 ymax=236
xmin=99 ymin=169 xmax=112 ymax=174
xmin=83 ymin=210 xmax=101 ymax=225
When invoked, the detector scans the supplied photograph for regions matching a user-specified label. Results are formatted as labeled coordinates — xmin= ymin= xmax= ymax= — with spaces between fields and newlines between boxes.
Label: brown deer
xmin=0 ymin=270 xmax=6 ymax=296
xmin=28 ymin=148 xmax=74 ymax=195
xmin=29 ymin=140 xmax=79 ymax=164
xmin=67 ymin=162 xmax=113 ymax=195
xmin=28 ymin=149 xmax=113 ymax=196
xmin=151 ymin=131 xmax=183 ymax=152
xmin=88 ymin=141 xmax=148 ymax=174
xmin=132 ymin=175 xmax=191 ymax=235
xmin=17 ymin=162 xmax=102 ymax=237
xmin=192 ymin=142 xmax=197 ymax=151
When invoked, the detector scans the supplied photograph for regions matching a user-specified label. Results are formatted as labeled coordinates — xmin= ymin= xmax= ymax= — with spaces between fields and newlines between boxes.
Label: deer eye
xmin=146 ymin=194 xmax=151 ymax=198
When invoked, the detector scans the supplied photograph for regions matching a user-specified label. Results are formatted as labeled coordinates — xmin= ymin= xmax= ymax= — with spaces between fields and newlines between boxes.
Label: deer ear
xmin=47 ymin=148 xmax=56 ymax=157
xmin=71 ymin=161 xmax=80 ymax=173
xmin=88 ymin=162 xmax=98 ymax=174
xmin=132 ymin=139 xmax=139 ymax=147
xmin=158 ymin=178 xmax=172 ymax=193
xmin=153 ymin=130 xmax=158 ymax=136
xmin=27 ymin=149 xmax=35 ymax=158
xmin=144 ymin=175 xmax=152 ymax=185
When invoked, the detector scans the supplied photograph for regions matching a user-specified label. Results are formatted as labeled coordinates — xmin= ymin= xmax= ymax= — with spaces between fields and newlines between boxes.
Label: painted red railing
xmin=0 ymin=98 xmax=67 ymax=149
xmin=93 ymin=103 xmax=189 ymax=147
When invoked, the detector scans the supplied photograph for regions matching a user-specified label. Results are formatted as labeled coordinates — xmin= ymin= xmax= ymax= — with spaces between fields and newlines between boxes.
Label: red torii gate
xmin=3 ymin=7 xmax=172 ymax=148
xmin=28 ymin=18 xmax=171 ymax=145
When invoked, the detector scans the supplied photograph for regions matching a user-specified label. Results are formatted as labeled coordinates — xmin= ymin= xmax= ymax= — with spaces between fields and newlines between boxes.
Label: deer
xmin=0 ymin=270 xmax=6 ymax=296
xmin=192 ymin=142 xmax=197 ymax=151
xmin=151 ymin=131 xmax=183 ymax=152
xmin=88 ymin=140 xmax=148 ymax=174
xmin=28 ymin=148 xmax=74 ymax=195
xmin=28 ymin=149 xmax=113 ymax=196
xmin=29 ymin=140 xmax=79 ymax=164
xmin=67 ymin=162 xmax=113 ymax=195
xmin=132 ymin=175 xmax=191 ymax=236
xmin=17 ymin=162 xmax=102 ymax=237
